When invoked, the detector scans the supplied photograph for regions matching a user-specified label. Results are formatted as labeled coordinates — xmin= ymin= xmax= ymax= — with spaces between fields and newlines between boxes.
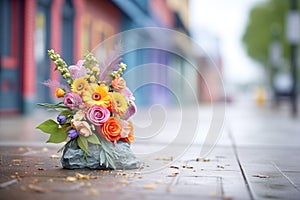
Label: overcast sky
xmin=189 ymin=0 xmax=265 ymax=86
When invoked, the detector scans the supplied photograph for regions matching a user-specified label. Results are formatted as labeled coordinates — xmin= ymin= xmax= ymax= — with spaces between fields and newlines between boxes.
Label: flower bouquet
xmin=37 ymin=48 xmax=140 ymax=170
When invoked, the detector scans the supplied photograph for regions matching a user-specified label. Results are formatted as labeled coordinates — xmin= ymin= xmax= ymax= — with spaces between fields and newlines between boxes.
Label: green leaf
xmin=59 ymin=109 xmax=74 ymax=117
xmin=46 ymin=128 xmax=68 ymax=143
xmin=99 ymin=150 xmax=105 ymax=165
xmin=78 ymin=135 xmax=88 ymax=154
xmin=87 ymin=134 xmax=100 ymax=145
xmin=36 ymin=119 xmax=59 ymax=134
xmin=38 ymin=102 xmax=70 ymax=111
xmin=97 ymin=136 xmax=118 ymax=169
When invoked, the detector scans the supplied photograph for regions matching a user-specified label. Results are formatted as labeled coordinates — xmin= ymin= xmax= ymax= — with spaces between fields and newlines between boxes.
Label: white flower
xmin=120 ymin=120 xmax=131 ymax=138
xmin=73 ymin=110 xmax=85 ymax=121
xmin=71 ymin=121 xmax=92 ymax=137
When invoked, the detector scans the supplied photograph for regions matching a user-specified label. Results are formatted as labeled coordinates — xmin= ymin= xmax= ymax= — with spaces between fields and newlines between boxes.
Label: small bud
xmin=92 ymin=67 xmax=99 ymax=73
xmin=119 ymin=62 xmax=127 ymax=70
xmin=55 ymin=88 xmax=65 ymax=98
xmin=89 ymin=75 xmax=96 ymax=83
xmin=57 ymin=115 xmax=67 ymax=124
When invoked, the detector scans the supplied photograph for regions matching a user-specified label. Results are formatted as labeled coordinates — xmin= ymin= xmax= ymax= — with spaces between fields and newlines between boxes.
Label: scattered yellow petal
xmin=12 ymin=159 xmax=22 ymax=165
xmin=217 ymin=165 xmax=225 ymax=169
xmin=119 ymin=180 xmax=130 ymax=185
xmin=182 ymin=165 xmax=194 ymax=169
xmin=32 ymin=179 xmax=39 ymax=184
xmin=167 ymin=172 xmax=179 ymax=177
xmin=28 ymin=184 xmax=51 ymax=193
xmin=155 ymin=180 xmax=163 ymax=184
xmin=143 ymin=184 xmax=156 ymax=190
xmin=252 ymin=174 xmax=270 ymax=178
xmin=122 ymin=173 xmax=130 ymax=178
xmin=75 ymin=173 xmax=90 ymax=180
xmin=50 ymin=155 xmax=60 ymax=159
xmin=196 ymin=158 xmax=210 ymax=162
xmin=65 ymin=176 xmax=77 ymax=182
xmin=86 ymin=188 xmax=99 ymax=196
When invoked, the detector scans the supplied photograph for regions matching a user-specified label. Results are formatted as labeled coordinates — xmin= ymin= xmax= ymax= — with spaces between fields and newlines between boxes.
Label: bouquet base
xmin=61 ymin=140 xmax=141 ymax=170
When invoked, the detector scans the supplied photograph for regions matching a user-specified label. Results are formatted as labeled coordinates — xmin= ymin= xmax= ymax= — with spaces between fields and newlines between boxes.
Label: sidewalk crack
xmin=271 ymin=161 xmax=300 ymax=192
xmin=227 ymin=125 xmax=255 ymax=200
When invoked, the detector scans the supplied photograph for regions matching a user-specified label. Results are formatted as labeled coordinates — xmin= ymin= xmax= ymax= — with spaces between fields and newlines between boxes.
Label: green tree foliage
xmin=242 ymin=0 xmax=300 ymax=68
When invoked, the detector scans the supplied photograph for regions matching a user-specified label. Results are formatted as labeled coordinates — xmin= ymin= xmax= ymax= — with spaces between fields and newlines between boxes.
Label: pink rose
xmin=86 ymin=105 xmax=110 ymax=126
xmin=68 ymin=60 xmax=87 ymax=79
xmin=64 ymin=93 xmax=83 ymax=109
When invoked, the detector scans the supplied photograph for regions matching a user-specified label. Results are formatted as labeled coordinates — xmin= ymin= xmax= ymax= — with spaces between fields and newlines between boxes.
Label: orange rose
xmin=121 ymin=121 xmax=134 ymax=143
xmin=99 ymin=117 xmax=122 ymax=142
xmin=55 ymin=88 xmax=65 ymax=98
xmin=111 ymin=76 xmax=126 ymax=92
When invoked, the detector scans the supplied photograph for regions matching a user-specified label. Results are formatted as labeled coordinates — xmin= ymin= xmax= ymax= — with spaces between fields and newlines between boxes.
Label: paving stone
xmin=238 ymin=147 xmax=300 ymax=200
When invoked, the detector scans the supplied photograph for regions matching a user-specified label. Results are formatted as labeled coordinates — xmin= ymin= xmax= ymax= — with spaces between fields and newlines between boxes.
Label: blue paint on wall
xmin=35 ymin=0 xmax=52 ymax=105
xmin=0 ymin=0 xmax=11 ymax=56
xmin=61 ymin=0 xmax=74 ymax=66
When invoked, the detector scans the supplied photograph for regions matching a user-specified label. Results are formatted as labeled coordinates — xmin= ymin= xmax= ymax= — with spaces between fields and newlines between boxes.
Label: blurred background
xmin=0 ymin=0 xmax=299 ymax=140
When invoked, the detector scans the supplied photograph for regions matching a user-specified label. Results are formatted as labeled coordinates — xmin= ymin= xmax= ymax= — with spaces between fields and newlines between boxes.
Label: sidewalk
xmin=0 ymin=101 xmax=300 ymax=200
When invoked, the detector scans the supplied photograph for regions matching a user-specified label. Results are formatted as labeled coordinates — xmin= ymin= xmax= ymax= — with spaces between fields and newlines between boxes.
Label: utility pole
xmin=287 ymin=0 xmax=299 ymax=116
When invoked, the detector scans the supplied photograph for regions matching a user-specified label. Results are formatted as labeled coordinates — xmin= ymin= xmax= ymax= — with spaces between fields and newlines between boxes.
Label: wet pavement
xmin=0 ymin=101 xmax=300 ymax=200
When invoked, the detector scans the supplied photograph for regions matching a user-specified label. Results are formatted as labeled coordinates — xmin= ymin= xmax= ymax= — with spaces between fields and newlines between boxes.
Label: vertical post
xmin=290 ymin=0 xmax=298 ymax=116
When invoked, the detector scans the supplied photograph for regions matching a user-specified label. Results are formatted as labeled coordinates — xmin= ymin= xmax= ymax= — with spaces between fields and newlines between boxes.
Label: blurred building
xmin=0 ymin=0 xmax=222 ymax=115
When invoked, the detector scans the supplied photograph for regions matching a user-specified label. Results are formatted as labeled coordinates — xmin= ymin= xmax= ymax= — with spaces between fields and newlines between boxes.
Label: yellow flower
xmin=71 ymin=78 xmax=88 ymax=95
xmin=111 ymin=92 xmax=128 ymax=115
xmin=82 ymin=84 xmax=111 ymax=107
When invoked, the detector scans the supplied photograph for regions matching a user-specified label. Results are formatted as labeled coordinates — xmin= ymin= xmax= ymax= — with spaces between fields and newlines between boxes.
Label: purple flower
xmin=68 ymin=60 xmax=87 ymax=79
xmin=121 ymin=87 xmax=135 ymax=101
xmin=122 ymin=100 xmax=136 ymax=120
xmin=68 ymin=129 xmax=78 ymax=139
xmin=64 ymin=93 xmax=82 ymax=109
xmin=86 ymin=105 xmax=110 ymax=126
xmin=57 ymin=115 xmax=66 ymax=124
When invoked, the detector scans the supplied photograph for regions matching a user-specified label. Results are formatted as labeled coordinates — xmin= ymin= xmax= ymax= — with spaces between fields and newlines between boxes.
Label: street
xmin=0 ymin=100 xmax=300 ymax=200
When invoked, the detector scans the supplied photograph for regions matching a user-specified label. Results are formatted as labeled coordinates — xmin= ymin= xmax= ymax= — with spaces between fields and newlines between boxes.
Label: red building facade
xmin=0 ymin=0 xmax=123 ymax=115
